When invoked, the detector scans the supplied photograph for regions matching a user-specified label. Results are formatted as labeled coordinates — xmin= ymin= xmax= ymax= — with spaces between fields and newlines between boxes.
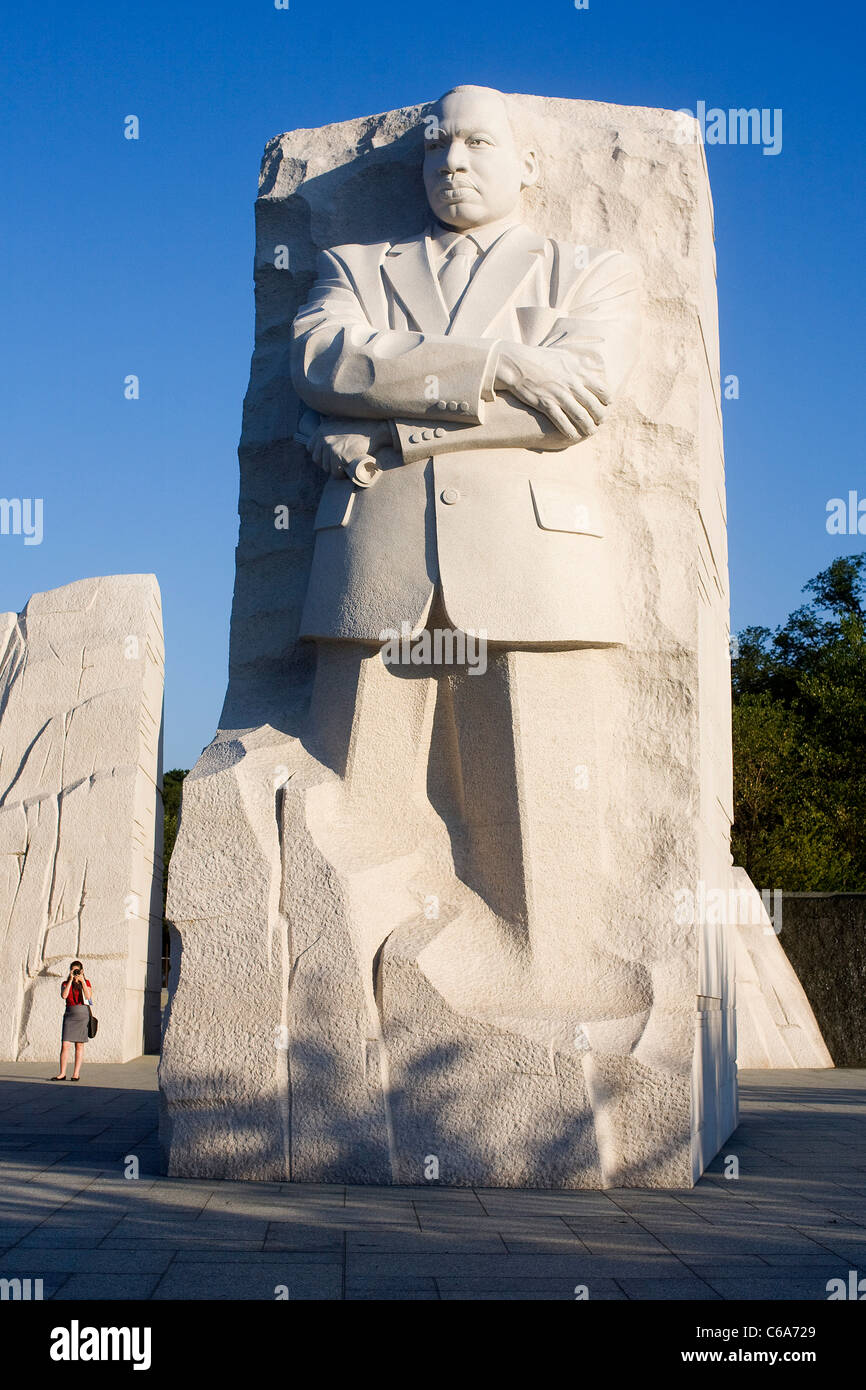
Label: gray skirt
xmin=62 ymin=1004 xmax=90 ymax=1043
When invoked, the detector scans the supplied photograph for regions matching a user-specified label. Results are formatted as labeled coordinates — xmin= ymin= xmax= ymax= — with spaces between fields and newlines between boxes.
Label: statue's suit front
xmin=291 ymin=222 xmax=640 ymax=645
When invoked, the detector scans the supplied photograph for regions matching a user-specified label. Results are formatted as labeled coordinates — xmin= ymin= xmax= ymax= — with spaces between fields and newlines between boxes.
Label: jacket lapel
xmin=448 ymin=224 xmax=546 ymax=338
xmin=382 ymin=233 xmax=450 ymax=335
xmin=382 ymin=224 xmax=548 ymax=338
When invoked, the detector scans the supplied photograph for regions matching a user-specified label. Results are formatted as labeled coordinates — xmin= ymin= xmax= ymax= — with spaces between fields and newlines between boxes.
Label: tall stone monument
xmin=161 ymin=88 xmax=738 ymax=1186
xmin=0 ymin=575 xmax=165 ymax=1063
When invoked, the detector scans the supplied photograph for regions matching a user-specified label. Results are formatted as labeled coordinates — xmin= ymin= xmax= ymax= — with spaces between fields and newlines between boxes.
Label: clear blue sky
xmin=2 ymin=0 xmax=862 ymax=770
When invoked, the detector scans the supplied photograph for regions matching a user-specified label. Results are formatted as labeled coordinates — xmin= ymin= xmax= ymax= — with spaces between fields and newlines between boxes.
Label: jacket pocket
xmin=313 ymin=478 xmax=355 ymax=530
xmin=529 ymin=479 xmax=603 ymax=536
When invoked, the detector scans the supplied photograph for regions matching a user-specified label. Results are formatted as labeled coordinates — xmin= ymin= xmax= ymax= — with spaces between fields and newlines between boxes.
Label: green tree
xmin=731 ymin=555 xmax=866 ymax=891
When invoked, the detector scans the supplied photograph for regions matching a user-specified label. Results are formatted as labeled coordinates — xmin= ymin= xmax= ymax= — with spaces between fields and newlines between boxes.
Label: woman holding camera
xmin=51 ymin=960 xmax=93 ymax=1080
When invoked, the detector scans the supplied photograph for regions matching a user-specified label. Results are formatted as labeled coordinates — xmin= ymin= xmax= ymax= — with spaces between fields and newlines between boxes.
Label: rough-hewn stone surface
xmin=0 ymin=575 xmax=164 ymax=1063
xmin=777 ymin=895 xmax=866 ymax=1067
xmin=161 ymin=93 xmax=737 ymax=1186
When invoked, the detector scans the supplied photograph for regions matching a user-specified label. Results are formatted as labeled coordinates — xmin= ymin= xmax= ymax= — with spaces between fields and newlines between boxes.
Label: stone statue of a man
xmin=285 ymin=84 xmax=648 ymax=1180
xmin=162 ymin=83 xmax=741 ymax=1189
xmin=289 ymin=84 xmax=644 ymax=1011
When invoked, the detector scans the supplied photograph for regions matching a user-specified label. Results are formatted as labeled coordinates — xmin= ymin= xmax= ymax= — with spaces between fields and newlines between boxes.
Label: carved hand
xmin=309 ymin=419 xmax=391 ymax=478
xmin=493 ymin=344 xmax=610 ymax=441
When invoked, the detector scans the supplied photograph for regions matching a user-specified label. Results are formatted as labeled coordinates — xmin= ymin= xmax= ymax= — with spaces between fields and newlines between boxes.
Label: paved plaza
xmin=1 ymin=1060 xmax=864 ymax=1300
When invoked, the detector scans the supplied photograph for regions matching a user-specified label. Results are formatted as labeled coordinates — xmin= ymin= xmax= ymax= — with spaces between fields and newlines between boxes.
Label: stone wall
xmin=779 ymin=894 xmax=866 ymax=1067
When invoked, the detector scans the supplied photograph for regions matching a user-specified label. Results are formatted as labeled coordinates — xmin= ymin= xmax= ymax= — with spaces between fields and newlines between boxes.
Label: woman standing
xmin=51 ymin=960 xmax=93 ymax=1080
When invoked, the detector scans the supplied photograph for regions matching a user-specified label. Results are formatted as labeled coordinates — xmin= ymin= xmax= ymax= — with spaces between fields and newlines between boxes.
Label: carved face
xmin=423 ymin=89 xmax=538 ymax=231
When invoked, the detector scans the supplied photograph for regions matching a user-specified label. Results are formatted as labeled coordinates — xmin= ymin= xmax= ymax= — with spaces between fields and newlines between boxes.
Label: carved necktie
xmin=438 ymin=237 xmax=480 ymax=316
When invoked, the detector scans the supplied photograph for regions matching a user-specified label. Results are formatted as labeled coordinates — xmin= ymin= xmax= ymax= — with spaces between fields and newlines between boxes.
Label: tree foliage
xmin=731 ymin=555 xmax=866 ymax=890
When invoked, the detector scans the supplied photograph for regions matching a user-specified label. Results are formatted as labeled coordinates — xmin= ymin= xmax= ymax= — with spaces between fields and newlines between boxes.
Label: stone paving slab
xmin=0 ymin=1059 xmax=864 ymax=1300
xmin=0 ymin=1247 xmax=177 ymax=1273
xmin=53 ymin=1274 xmax=164 ymax=1300
xmin=438 ymin=1286 xmax=628 ymax=1300
xmin=150 ymin=1264 xmax=343 ymax=1300
xmin=615 ymin=1277 xmax=722 ymax=1299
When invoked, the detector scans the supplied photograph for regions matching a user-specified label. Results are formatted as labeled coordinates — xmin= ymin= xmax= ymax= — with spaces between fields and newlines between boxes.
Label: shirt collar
xmin=428 ymin=215 xmax=522 ymax=259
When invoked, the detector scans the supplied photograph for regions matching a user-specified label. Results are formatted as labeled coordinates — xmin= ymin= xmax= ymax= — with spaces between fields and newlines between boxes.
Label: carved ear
xmin=520 ymin=148 xmax=540 ymax=189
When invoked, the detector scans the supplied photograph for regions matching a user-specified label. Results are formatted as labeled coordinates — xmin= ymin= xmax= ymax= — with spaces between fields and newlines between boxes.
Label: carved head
xmin=423 ymin=85 xmax=538 ymax=231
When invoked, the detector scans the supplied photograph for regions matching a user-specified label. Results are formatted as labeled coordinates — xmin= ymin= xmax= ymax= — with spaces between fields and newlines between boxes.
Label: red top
xmin=64 ymin=979 xmax=91 ymax=1006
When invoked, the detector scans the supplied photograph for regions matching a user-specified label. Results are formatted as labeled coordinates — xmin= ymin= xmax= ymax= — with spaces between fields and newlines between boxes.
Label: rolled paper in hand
xmin=293 ymin=411 xmax=381 ymax=488
xmin=347 ymin=454 xmax=380 ymax=487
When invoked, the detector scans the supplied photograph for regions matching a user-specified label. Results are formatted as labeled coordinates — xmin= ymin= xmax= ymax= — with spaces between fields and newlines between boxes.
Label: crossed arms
xmin=290 ymin=244 xmax=640 ymax=478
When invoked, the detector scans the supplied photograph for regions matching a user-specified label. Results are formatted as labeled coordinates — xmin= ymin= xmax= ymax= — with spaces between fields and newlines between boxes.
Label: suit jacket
xmin=290 ymin=222 xmax=641 ymax=645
